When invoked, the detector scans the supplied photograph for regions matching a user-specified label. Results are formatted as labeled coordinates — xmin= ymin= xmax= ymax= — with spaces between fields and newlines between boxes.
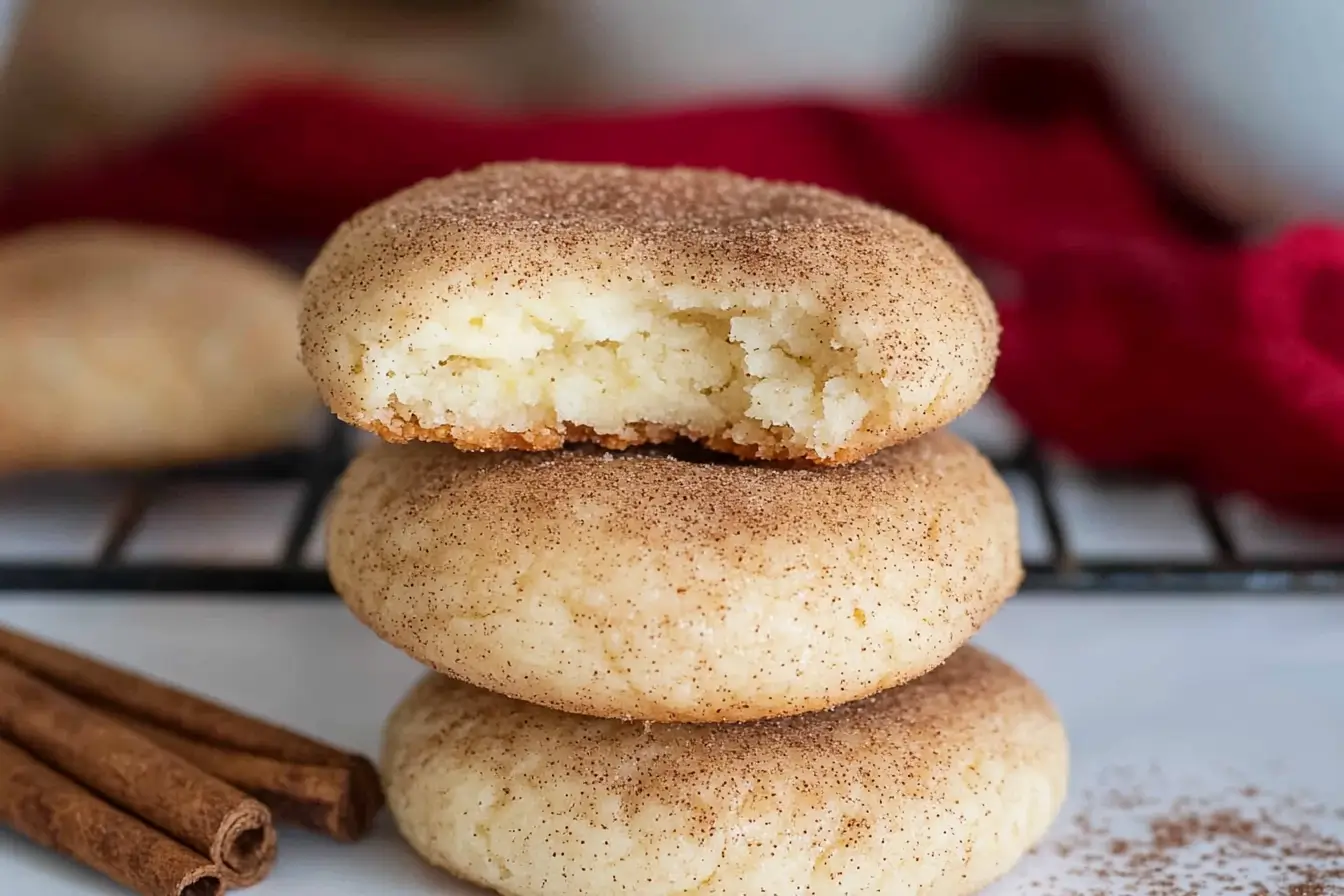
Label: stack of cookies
xmin=299 ymin=162 xmax=1068 ymax=896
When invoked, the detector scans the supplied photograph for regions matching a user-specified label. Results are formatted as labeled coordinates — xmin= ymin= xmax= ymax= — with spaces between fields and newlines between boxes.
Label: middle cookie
xmin=328 ymin=431 xmax=1020 ymax=723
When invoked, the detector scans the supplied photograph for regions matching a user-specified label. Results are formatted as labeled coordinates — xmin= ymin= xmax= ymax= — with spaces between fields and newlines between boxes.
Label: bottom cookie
xmin=380 ymin=646 xmax=1068 ymax=896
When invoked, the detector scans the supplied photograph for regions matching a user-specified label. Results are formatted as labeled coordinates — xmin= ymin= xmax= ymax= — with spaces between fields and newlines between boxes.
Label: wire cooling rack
xmin=0 ymin=400 xmax=1341 ymax=595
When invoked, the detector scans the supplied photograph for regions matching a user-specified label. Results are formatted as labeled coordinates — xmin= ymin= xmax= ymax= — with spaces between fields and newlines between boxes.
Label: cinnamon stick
xmin=0 ymin=658 xmax=276 ymax=886
xmin=119 ymin=714 xmax=372 ymax=841
xmin=0 ymin=738 xmax=224 ymax=896
xmin=0 ymin=624 xmax=382 ymax=840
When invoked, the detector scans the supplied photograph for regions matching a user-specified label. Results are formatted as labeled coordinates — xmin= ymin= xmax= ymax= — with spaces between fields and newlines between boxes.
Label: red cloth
xmin=1 ymin=54 xmax=1340 ymax=518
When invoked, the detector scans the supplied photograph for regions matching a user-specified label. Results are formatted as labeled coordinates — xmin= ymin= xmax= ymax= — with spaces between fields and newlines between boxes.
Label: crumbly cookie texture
xmin=301 ymin=161 xmax=999 ymax=464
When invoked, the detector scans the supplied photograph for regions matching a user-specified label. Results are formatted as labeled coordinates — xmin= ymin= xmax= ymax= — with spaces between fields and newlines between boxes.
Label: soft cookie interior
xmin=354 ymin=287 xmax=900 ymax=462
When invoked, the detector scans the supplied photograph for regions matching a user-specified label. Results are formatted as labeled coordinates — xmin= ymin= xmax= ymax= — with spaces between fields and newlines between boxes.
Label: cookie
xmin=300 ymin=162 xmax=998 ymax=465
xmin=0 ymin=222 xmax=317 ymax=473
xmin=328 ymin=431 xmax=1021 ymax=722
xmin=381 ymin=645 xmax=1068 ymax=896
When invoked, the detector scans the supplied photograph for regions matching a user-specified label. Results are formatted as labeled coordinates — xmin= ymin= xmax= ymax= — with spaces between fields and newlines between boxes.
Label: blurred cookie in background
xmin=0 ymin=0 xmax=578 ymax=179
xmin=0 ymin=222 xmax=320 ymax=474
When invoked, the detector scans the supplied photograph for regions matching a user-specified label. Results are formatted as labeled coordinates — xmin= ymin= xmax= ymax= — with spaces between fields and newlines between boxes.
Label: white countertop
xmin=2 ymin=592 xmax=1341 ymax=895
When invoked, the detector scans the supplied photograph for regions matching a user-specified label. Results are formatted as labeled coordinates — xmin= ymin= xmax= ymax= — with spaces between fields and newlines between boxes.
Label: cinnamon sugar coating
xmin=328 ymin=431 xmax=1022 ymax=723
xmin=381 ymin=645 xmax=1069 ymax=895
xmin=300 ymin=162 xmax=998 ymax=464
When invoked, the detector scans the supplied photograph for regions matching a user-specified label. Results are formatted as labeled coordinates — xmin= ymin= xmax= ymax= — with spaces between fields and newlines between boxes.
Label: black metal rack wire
xmin=0 ymin=418 xmax=1341 ymax=595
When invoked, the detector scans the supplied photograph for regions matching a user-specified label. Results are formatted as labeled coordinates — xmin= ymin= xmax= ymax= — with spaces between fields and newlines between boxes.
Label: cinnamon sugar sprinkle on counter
xmin=1029 ymin=766 xmax=1344 ymax=894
